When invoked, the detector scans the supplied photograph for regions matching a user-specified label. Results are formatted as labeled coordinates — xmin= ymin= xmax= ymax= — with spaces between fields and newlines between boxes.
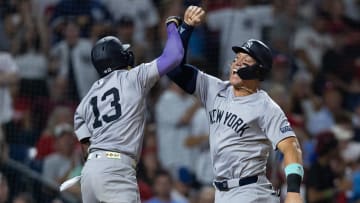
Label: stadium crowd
xmin=0 ymin=0 xmax=359 ymax=202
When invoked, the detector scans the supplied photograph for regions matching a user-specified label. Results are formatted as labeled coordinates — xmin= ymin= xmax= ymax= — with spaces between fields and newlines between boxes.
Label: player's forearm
xmin=166 ymin=22 xmax=198 ymax=94
xmin=167 ymin=64 xmax=198 ymax=94
xmin=282 ymin=138 xmax=303 ymax=166
xmin=178 ymin=22 xmax=194 ymax=65
xmin=156 ymin=23 xmax=184 ymax=77
xmin=278 ymin=137 xmax=304 ymax=195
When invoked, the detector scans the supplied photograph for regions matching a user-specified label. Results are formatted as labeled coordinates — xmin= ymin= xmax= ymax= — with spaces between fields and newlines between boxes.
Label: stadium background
xmin=0 ymin=0 xmax=359 ymax=202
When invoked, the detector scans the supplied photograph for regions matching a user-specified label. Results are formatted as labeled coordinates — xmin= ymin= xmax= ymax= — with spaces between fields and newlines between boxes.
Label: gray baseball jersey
xmin=194 ymin=71 xmax=295 ymax=180
xmin=74 ymin=60 xmax=159 ymax=162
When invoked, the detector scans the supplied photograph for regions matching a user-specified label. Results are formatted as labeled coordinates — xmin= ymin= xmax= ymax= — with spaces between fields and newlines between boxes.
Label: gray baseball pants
xmin=80 ymin=150 xmax=140 ymax=203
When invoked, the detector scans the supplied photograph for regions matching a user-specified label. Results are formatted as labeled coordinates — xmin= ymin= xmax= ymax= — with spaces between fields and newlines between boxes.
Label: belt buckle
xmin=214 ymin=180 xmax=229 ymax=191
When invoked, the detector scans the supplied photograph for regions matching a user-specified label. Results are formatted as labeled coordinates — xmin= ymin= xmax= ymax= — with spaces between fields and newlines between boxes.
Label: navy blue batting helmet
xmin=91 ymin=36 xmax=134 ymax=77
xmin=232 ymin=39 xmax=273 ymax=81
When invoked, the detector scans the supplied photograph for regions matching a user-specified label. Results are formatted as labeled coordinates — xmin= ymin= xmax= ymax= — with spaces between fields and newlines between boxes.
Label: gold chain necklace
xmin=239 ymin=86 xmax=257 ymax=94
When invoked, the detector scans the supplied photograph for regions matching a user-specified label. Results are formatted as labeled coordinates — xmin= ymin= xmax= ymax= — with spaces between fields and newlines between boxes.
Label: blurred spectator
xmin=101 ymin=0 xmax=159 ymax=45
xmin=262 ymin=54 xmax=292 ymax=91
xmin=3 ymin=82 xmax=38 ymax=161
xmin=35 ymin=106 xmax=73 ymax=160
xmin=270 ymin=0 xmax=303 ymax=80
xmin=12 ymin=192 xmax=34 ymax=203
xmin=146 ymin=170 xmax=185 ymax=203
xmin=343 ymin=0 xmax=360 ymax=21
xmin=31 ymin=77 xmax=77 ymax=133
xmin=197 ymin=186 xmax=215 ymax=203
xmin=206 ymin=0 xmax=274 ymax=78
xmin=158 ymin=0 xmax=183 ymax=44
xmin=0 ymin=1 xmax=358 ymax=203
xmin=32 ymin=0 xmax=61 ymax=23
xmin=51 ymin=21 xmax=99 ymax=102
xmin=0 ymin=8 xmax=20 ymax=52
xmin=12 ymin=1 xmax=48 ymax=98
xmin=155 ymin=82 xmax=196 ymax=176
xmin=320 ymin=0 xmax=360 ymax=34
xmin=293 ymin=11 xmax=334 ymax=77
xmin=306 ymin=131 xmax=351 ymax=203
xmin=114 ymin=16 xmax=148 ymax=65
xmin=184 ymin=103 xmax=213 ymax=186
xmin=0 ymin=52 xmax=18 ymax=127
xmin=138 ymin=150 xmax=159 ymax=201
xmin=331 ymin=115 xmax=360 ymax=164
xmin=171 ymin=168 xmax=193 ymax=203
xmin=0 ymin=129 xmax=8 ymax=163
xmin=0 ymin=172 xmax=8 ymax=203
xmin=353 ymin=158 xmax=360 ymax=202
xmin=271 ymin=0 xmax=305 ymax=56
xmin=42 ymin=123 xmax=81 ymax=200
xmin=50 ymin=0 xmax=112 ymax=41
xmin=306 ymin=87 xmax=344 ymax=136
xmin=138 ymin=127 xmax=162 ymax=201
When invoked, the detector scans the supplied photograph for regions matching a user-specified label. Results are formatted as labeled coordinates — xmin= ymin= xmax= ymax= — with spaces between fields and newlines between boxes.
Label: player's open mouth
xmin=232 ymin=68 xmax=238 ymax=75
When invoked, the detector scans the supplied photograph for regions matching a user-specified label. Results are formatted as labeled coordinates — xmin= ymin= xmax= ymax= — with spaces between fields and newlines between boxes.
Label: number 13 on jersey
xmin=90 ymin=87 xmax=122 ymax=128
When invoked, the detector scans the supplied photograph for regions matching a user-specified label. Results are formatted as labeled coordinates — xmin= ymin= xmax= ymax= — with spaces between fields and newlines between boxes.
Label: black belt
xmin=214 ymin=176 xmax=258 ymax=191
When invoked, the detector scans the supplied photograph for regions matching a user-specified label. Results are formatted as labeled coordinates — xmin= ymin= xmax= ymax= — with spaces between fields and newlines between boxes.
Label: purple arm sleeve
xmin=156 ymin=23 xmax=184 ymax=77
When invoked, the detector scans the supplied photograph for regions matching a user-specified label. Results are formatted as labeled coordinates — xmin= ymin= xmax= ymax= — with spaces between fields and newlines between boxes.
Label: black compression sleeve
xmin=287 ymin=174 xmax=302 ymax=193
xmin=167 ymin=64 xmax=198 ymax=94
xmin=166 ymin=22 xmax=198 ymax=94
xmin=178 ymin=22 xmax=194 ymax=65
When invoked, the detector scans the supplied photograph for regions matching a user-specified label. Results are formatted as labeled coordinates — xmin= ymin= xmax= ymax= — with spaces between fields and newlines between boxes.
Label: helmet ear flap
xmin=127 ymin=51 xmax=134 ymax=69
xmin=255 ymin=65 xmax=269 ymax=81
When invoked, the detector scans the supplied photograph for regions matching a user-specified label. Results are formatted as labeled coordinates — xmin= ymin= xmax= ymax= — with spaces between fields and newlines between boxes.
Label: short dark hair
xmin=155 ymin=169 xmax=173 ymax=182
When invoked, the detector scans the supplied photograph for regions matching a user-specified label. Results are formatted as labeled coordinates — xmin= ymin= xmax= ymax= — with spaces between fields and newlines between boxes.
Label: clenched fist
xmin=184 ymin=6 xmax=205 ymax=27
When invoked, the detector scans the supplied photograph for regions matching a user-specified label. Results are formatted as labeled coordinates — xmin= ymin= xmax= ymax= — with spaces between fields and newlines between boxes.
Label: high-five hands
xmin=184 ymin=6 xmax=205 ymax=27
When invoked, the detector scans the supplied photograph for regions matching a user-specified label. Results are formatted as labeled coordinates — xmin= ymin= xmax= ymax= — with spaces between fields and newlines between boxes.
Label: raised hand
xmin=184 ymin=5 xmax=205 ymax=27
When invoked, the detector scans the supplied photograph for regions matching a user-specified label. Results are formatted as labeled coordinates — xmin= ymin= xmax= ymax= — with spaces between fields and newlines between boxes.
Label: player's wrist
xmin=166 ymin=16 xmax=182 ymax=27
xmin=285 ymin=163 xmax=304 ymax=193
xmin=180 ymin=21 xmax=194 ymax=30
xmin=286 ymin=174 xmax=302 ymax=193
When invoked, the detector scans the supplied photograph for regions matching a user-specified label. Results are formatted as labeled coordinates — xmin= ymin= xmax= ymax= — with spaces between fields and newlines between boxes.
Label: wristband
xmin=287 ymin=174 xmax=302 ymax=193
xmin=285 ymin=163 xmax=304 ymax=179
xmin=285 ymin=163 xmax=304 ymax=193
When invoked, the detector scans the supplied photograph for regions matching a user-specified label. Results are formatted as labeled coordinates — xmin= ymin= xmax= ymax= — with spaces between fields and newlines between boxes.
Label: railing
xmin=3 ymin=158 xmax=79 ymax=203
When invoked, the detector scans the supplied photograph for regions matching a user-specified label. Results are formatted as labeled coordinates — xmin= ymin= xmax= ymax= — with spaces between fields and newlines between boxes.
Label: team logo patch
xmin=105 ymin=152 xmax=121 ymax=159
xmin=245 ymin=40 xmax=253 ymax=49
xmin=280 ymin=126 xmax=293 ymax=133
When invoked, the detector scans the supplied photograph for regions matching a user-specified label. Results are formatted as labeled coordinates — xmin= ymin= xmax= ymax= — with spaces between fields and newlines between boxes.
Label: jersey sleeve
xmin=194 ymin=71 xmax=226 ymax=108
xmin=74 ymin=104 xmax=91 ymax=142
xmin=128 ymin=60 xmax=160 ymax=94
xmin=259 ymin=99 xmax=296 ymax=149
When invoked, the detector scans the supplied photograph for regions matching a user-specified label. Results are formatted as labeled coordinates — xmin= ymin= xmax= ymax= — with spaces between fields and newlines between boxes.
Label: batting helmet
xmin=232 ymin=39 xmax=272 ymax=81
xmin=91 ymin=36 xmax=134 ymax=77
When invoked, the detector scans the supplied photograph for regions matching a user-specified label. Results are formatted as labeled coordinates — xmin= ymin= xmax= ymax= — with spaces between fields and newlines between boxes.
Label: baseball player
xmin=73 ymin=17 xmax=184 ymax=203
xmin=166 ymin=6 xmax=304 ymax=203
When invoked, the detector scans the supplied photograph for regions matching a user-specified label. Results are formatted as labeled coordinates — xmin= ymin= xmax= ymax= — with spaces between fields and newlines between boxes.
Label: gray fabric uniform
xmin=74 ymin=60 xmax=159 ymax=203
xmin=195 ymin=71 xmax=295 ymax=203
